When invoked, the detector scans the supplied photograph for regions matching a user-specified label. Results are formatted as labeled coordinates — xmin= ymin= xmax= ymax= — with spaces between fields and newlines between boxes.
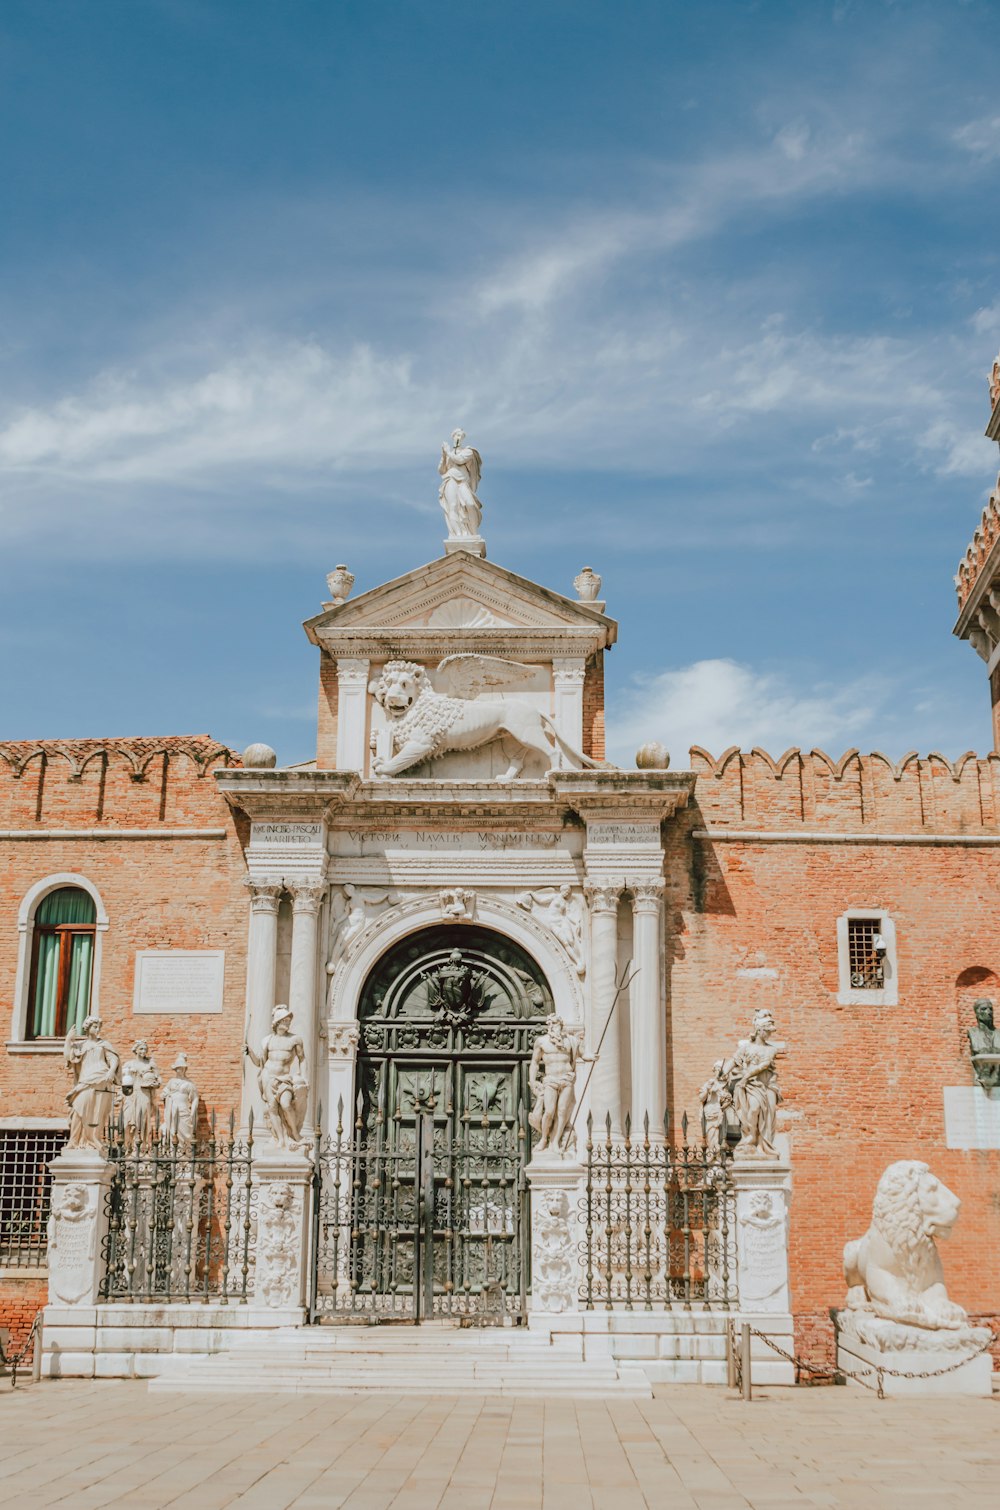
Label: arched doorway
xmin=312 ymin=925 xmax=551 ymax=1323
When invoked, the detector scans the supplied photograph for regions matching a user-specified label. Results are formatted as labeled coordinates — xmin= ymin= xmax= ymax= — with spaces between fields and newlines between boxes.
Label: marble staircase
xmin=148 ymin=1322 xmax=654 ymax=1397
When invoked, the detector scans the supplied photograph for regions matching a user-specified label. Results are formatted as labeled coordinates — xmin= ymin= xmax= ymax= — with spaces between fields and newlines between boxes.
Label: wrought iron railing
xmin=581 ymin=1112 xmax=735 ymax=1311
xmin=100 ymin=1113 xmax=255 ymax=1303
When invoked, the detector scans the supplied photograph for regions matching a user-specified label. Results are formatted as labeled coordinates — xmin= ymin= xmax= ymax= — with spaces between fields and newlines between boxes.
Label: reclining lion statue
xmin=843 ymin=1160 xmax=968 ymax=1330
xmin=370 ymin=656 xmax=604 ymax=779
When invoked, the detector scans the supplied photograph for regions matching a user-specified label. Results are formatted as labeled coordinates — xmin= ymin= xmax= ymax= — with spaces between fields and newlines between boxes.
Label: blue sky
xmin=2 ymin=0 xmax=999 ymax=765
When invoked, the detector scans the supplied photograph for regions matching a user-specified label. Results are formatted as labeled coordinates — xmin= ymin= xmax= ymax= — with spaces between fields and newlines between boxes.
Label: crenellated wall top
xmin=688 ymin=745 xmax=1000 ymax=833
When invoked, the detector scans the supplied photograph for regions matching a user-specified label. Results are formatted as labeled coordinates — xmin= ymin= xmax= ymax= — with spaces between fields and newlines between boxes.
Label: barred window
xmin=0 ymin=1129 xmax=67 ymax=1267
xmin=848 ymin=917 xmax=885 ymax=990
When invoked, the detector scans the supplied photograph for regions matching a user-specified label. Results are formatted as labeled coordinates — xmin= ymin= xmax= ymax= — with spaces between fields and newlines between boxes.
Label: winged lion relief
xmin=369 ymin=654 xmax=605 ymax=780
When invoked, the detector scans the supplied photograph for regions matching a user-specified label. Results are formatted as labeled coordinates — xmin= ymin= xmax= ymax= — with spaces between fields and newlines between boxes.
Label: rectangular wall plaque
xmin=943 ymin=1085 xmax=1000 ymax=1150
xmin=133 ymin=950 xmax=226 ymax=1015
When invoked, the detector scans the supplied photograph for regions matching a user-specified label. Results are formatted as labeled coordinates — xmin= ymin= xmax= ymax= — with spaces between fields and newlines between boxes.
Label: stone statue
xmin=698 ymin=1059 xmax=733 ymax=1155
xmin=120 ymin=1040 xmax=161 ymax=1150
xmin=64 ymin=1016 xmax=120 ymax=1152
xmin=439 ymin=887 xmax=474 ymax=920
xmin=328 ymin=884 xmax=394 ymax=968
xmin=370 ymin=658 xmax=602 ymax=779
xmin=245 ymin=1005 xmax=309 ymax=1149
xmin=967 ymin=998 xmax=1000 ymax=1091
xmin=528 ymin=1014 xmax=583 ymax=1158
xmin=162 ymin=1053 xmax=199 ymax=1150
xmin=438 ymin=429 xmax=484 ymax=540
xmin=843 ymin=1161 xmax=970 ymax=1330
xmin=516 ymin=886 xmax=586 ymax=977
xmin=727 ymin=1009 xmax=783 ymax=1159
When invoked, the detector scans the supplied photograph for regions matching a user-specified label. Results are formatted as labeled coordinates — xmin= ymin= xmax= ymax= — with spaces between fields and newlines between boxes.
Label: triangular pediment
xmin=304 ymin=553 xmax=617 ymax=649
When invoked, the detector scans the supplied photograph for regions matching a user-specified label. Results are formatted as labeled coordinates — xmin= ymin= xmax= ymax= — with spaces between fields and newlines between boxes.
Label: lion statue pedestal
xmin=835 ymin=1160 xmax=994 ymax=1396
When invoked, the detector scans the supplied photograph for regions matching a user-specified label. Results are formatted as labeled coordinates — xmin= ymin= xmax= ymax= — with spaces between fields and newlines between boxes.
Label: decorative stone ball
xmin=635 ymin=742 xmax=670 ymax=770
xmin=242 ymin=743 xmax=277 ymax=769
xmin=573 ymin=565 xmax=602 ymax=602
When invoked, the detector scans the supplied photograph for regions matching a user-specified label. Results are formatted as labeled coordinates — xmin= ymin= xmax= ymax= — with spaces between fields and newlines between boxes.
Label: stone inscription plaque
xmin=250 ymin=822 xmax=324 ymax=846
xmin=586 ymin=822 xmax=660 ymax=847
xmin=336 ymin=829 xmax=563 ymax=855
xmin=943 ymin=1086 xmax=1000 ymax=1150
xmin=133 ymin=950 xmax=225 ymax=1015
xmin=737 ymin=1212 xmax=787 ymax=1306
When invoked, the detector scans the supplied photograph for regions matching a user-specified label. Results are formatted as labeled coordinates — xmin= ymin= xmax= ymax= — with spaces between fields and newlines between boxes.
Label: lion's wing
xmin=436 ymin=654 xmax=535 ymax=700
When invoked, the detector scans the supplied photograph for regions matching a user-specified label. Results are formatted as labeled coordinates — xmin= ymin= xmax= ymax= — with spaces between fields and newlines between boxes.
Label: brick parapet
xmin=689 ymin=746 xmax=1000 ymax=833
xmin=582 ymin=653 xmax=605 ymax=761
xmin=954 ymin=473 xmax=1000 ymax=613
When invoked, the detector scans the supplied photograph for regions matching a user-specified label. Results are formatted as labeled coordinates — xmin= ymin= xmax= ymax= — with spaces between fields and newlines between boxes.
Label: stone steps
xmin=149 ymin=1325 xmax=652 ymax=1397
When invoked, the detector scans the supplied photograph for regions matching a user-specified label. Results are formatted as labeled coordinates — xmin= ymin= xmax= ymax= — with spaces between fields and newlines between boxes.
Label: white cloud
xmin=953 ymin=115 xmax=1000 ymax=161
xmin=970 ymin=301 xmax=1000 ymax=338
xmin=606 ymin=658 xmax=877 ymax=765
xmin=774 ymin=122 xmax=811 ymax=161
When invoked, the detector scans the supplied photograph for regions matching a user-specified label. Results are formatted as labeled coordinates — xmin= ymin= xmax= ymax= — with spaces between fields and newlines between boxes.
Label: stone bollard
xmin=253 ymin=1149 xmax=314 ymax=1312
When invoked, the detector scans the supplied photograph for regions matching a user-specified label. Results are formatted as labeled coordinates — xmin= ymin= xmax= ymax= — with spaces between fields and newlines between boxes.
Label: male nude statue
xmin=528 ymin=1014 xmax=582 ymax=1157
xmin=245 ymin=1005 xmax=309 ymax=1148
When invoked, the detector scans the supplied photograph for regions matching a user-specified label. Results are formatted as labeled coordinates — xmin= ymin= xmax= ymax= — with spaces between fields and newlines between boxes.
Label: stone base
xmin=836 ymin=1311 xmax=994 ymax=1396
xmin=40 ymin=1303 xmax=307 ymax=1379
xmin=443 ymin=536 xmax=486 ymax=558
xmin=535 ymin=1309 xmax=795 ymax=1387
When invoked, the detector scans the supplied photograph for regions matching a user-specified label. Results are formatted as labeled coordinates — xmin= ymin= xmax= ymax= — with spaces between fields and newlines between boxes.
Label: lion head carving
xmin=843 ymin=1159 xmax=967 ymax=1330
xmin=370 ymin=661 xmax=431 ymax=717
xmin=872 ymin=1160 xmax=960 ymax=1266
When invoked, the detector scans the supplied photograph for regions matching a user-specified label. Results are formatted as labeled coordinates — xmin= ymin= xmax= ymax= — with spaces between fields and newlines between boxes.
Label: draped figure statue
xmin=438 ymin=429 xmax=484 ymax=539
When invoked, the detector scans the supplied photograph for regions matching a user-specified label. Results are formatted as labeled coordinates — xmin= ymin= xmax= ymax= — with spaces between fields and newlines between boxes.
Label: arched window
xmin=27 ymin=887 xmax=97 ymax=1038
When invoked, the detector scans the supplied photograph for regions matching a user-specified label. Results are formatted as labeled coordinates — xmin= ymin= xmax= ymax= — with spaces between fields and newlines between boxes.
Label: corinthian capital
xmin=245 ymin=879 xmax=282 ymax=913
xmin=290 ymin=881 xmax=327 ymax=916
xmin=631 ymin=880 xmax=665 ymax=913
xmin=584 ymin=882 xmax=622 ymax=915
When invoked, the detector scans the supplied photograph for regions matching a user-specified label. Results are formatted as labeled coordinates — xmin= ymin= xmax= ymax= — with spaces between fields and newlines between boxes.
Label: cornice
xmin=307 ymin=627 xmax=610 ymax=660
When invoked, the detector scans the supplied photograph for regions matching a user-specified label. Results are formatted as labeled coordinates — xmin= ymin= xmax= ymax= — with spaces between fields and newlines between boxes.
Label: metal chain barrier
xmin=0 ymin=1312 xmax=43 ymax=1389
xmin=728 ymin=1320 xmax=996 ymax=1400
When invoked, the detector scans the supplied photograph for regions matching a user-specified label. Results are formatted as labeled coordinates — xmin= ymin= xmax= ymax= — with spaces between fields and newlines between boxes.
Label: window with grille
xmin=848 ymin=917 xmax=885 ymax=990
xmin=0 ymin=1129 xmax=67 ymax=1267
xmin=27 ymin=886 xmax=96 ymax=1039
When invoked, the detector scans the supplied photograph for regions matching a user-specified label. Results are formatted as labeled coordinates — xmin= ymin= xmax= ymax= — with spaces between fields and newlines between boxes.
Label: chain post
xmin=741 ymin=1322 xmax=752 ymax=1400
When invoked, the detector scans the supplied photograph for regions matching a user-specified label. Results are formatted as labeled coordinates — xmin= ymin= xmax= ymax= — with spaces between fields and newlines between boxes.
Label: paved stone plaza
xmin=0 ymin=1381 xmax=997 ymax=1509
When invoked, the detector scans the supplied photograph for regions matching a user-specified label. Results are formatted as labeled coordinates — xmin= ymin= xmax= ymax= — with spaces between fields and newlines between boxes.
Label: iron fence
xmin=581 ymin=1111 xmax=735 ymax=1311
xmin=100 ymin=1113 xmax=255 ymax=1303
xmin=0 ymin=1129 xmax=68 ymax=1267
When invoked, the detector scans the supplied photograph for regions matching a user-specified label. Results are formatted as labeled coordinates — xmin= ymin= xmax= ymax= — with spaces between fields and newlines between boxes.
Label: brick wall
xmin=0 ymin=1277 xmax=47 ymax=1352
xmin=667 ymin=752 xmax=1000 ymax=1345
xmin=0 ymin=739 xmax=249 ymax=1122
xmin=316 ymin=653 xmax=339 ymax=768
xmin=582 ymin=653 xmax=605 ymax=761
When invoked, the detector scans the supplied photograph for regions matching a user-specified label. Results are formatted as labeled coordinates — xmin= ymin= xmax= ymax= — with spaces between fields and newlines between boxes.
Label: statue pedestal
xmin=524 ymin=1157 xmax=585 ymax=1320
xmin=730 ymin=1156 xmax=795 ymax=1385
xmin=253 ymin=1148 xmax=313 ymax=1311
xmin=836 ymin=1311 xmax=994 ymax=1396
xmin=443 ymin=535 xmax=486 ymax=558
xmin=46 ymin=1150 xmax=116 ymax=1309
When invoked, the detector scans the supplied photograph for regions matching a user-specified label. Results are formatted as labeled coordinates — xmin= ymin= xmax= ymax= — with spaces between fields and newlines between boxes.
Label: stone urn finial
xmin=326 ymin=565 xmax=355 ymax=606
xmin=573 ymin=566 xmax=601 ymax=603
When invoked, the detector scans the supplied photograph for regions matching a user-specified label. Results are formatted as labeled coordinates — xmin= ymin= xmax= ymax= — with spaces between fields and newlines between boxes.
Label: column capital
xmin=245 ymin=879 xmax=283 ymax=913
xmin=551 ymin=656 xmax=586 ymax=685
xmin=336 ymin=657 xmax=371 ymax=687
xmin=631 ymin=879 xmax=665 ymax=913
xmin=289 ymin=881 xmax=326 ymax=916
xmin=584 ymin=882 xmax=622 ymax=915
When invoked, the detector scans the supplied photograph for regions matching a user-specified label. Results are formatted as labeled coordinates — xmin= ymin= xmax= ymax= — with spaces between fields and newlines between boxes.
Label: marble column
xmin=288 ymin=881 xmax=326 ymax=1134
xmin=631 ymin=880 xmax=666 ymax=1139
xmin=585 ymin=883 xmax=623 ymax=1134
xmin=243 ymin=879 xmax=282 ymax=1128
xmin=335 ymin=658 xmax=371 ymax=772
